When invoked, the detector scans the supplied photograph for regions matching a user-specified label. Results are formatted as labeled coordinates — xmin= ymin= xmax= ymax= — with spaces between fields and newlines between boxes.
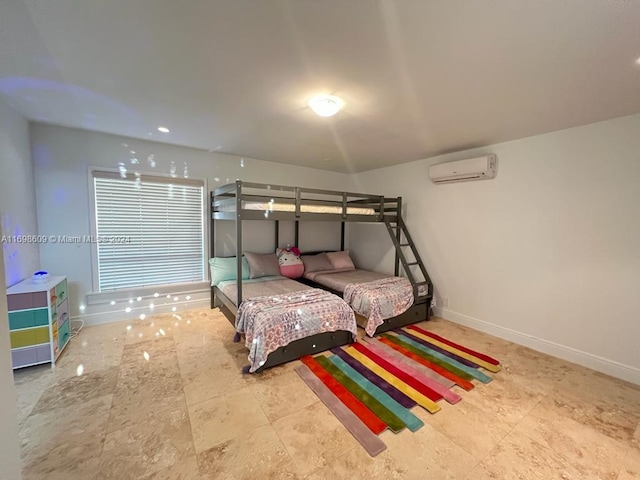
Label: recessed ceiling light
xmin=635 ymin=56 xmax=640 ymax=66
xmin=157 ymin=126 xmax=170 ymax=133
xmin=308 ymin=94 xmax=344 ymax=117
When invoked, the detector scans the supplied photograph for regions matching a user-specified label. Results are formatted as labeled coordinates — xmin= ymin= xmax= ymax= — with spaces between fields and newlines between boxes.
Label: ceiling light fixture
xmin=157 ymin=126 xmax=170 ymax=133
xmin=308 ymin=94 xmax=344 ymax=117
xmin=635 ymin=56 xmax=640 ymax=66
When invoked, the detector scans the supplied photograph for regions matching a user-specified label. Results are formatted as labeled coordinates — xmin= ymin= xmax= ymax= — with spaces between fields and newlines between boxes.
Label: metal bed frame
xmin=209 ymin=180 xmax=433 ymax=370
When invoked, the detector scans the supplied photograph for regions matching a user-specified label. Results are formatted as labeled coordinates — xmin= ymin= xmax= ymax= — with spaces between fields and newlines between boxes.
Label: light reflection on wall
xmin=1 ymin=214 xmax=28 ymax=287
xmin=0 ymin=77 xmax=139 ymax=127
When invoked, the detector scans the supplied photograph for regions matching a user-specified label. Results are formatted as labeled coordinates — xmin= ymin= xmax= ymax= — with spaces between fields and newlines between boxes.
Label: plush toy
xmin=276 ymin=247 xmax=304 ymax=279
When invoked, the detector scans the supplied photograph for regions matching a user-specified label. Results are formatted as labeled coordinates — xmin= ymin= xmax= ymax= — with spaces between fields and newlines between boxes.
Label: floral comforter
xmin=344 ymin=277 xmax=414 ymax=337
xmin=236 ymin=288 xmax=357 ymax=372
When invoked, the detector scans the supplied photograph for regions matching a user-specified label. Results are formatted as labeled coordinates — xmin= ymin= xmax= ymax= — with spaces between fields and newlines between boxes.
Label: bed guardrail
xmin=211 ymin=180 xmax=400 ymax=222
xmin=209 ymin=180 xmax=424 ymax=307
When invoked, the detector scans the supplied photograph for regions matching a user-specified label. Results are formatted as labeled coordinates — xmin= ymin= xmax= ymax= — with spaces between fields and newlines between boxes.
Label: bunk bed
xmin=209 ymin=181 xmax=434 ymax=370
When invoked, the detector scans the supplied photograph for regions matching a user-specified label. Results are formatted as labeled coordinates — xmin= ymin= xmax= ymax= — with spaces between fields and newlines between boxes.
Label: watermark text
xmin=2 ymin=235 xmax=131 ymax=244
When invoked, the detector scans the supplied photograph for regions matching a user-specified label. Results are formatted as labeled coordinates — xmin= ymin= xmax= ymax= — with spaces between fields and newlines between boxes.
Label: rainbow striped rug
xmin=295 ymin=324 xmax=501 ymax=456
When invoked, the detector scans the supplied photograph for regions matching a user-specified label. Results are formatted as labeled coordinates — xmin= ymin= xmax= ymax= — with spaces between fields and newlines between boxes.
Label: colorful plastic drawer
xmin=56 ymin=299 xmax=69 ymax=325
xmin=9 ymin=310 xmax=34 ymax=330
xmin=11 ymin=344 xmax=51 ymax=368
xmin=36 ymin=344 xmax=52 ymax=362
xmin=8 ymin=309 xmax=50 ymax=330
xmin=58 ymin=320 xmax=70 ymax=349
xmin=10 ymin=327 xmax=50 ymax=349
xmin=7 ymin=292 xmax=48 ymax=311
xmin=55 ymin=279 xmax=67 ymax=306
xmin=34 ymin=309 xmax=49 ymax=326
xmin=33 ymin=292 xmax=48 ymax=308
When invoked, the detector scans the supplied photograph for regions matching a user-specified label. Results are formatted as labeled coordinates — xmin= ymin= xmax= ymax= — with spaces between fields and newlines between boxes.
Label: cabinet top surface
xmin=7 ymin=276 xmax=66 ymax=294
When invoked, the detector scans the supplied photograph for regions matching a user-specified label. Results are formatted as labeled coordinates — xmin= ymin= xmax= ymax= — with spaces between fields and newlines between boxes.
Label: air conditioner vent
xmin=429 ymin=155 xmax=497 ymax=184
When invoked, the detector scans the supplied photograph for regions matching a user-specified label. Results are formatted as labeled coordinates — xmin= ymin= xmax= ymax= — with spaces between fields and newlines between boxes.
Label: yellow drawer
xmin=10 ymin=327 xmax=50 ymax=349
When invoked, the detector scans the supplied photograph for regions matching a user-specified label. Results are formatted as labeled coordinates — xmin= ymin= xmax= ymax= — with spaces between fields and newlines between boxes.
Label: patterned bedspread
xmin=344 ymin=277 xmax=414 ymax=337
xmin=236 ymin=288 xmax=357 ymax=372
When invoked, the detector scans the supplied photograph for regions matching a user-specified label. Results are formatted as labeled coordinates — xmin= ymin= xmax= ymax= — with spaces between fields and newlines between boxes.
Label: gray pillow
xmin=245 ymin=252 xmax=280 ymax=279
xmin=301 ymin=253 xmax=334 ymax=273
xmin=326 ymin=250 xmax=355 ymax=270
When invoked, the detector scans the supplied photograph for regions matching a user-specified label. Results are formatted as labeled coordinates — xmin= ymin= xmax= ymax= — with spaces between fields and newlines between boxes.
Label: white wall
xmin=0 ymin=240 xmax=22 ymax=479
xmin=0 ymin=97 xmax=40 ymax=287
xmin=31 ymin=124 xmax=353 ymax=323
xmin=351 ymin=113 xmax=640 ymax=384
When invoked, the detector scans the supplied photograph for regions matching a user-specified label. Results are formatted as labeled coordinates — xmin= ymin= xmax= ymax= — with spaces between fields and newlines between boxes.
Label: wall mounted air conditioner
xmin=429 ymin=154 xmax=497 ymax=184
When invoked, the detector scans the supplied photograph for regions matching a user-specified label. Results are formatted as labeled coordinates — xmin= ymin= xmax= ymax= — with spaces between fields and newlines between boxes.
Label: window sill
xmin=86 ymin=281 xmax=210 ymax=306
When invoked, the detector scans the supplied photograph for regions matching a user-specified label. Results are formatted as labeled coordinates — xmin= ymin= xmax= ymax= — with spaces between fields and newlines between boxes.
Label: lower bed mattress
xmin=303 ymin=269 xmax=389 ymax=292
xmin=217 ymin=276 xmax=357 ymax=372
xmin=218 ymin=276 xmax=310 ymax=306
xmin=303 ymin=269 xmax=417 ymax=336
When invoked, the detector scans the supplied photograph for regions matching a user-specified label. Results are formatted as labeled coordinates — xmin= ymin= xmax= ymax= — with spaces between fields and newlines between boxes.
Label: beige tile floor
xmin=13 ymin=308 xmax=640 ymax=479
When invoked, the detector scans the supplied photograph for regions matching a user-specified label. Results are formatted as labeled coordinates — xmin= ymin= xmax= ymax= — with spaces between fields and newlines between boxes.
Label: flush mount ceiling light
xmin=157 ymin=126 xmax=170 ymax=133
xmin=308 ymin=94 xmax=344 ymax=117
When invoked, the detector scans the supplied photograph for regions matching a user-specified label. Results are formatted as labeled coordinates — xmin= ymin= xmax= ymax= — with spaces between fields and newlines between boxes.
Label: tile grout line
xmin=249 ymin=363 xmax=326 ymax=477
xmin=95 ymin=342 xmax=128 ymax=477
xmin=174 ymin=333 xmax=204 ymax=478
xmin=457 ymin=375 xmax=550 ymax=480
xmin=464 ymin=394 xmax=547 ymax=479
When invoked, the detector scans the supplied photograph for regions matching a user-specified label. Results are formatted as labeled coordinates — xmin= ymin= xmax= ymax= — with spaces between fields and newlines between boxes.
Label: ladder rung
xmin=406 ymin=262 xmax=419 ymax=266
xmin=400 ymin=243 xmax=410 ymax=247
xmin=415 ymin=282 xmax=428 ymax=286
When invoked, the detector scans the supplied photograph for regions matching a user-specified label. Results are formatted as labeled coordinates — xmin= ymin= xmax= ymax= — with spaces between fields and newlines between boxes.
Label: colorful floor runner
xmin=294 ymin=325 xmax=500 ymax=457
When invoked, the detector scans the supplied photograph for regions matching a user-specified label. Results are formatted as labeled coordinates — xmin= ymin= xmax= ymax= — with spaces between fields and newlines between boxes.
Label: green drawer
xmin=58 ymin=320 xmax=70 ymax=350
xmin=55 ymin=279 xmax=67 ymax=306
xmin=8 ymin=309 xmax=49 ymax=330
xmin=9 ymin=311 xmax=35 ymax=330
xmin=34 ymin=309 xmax=49 ymax=326
xmin=10 ymin=326 xmax=50 ymax=349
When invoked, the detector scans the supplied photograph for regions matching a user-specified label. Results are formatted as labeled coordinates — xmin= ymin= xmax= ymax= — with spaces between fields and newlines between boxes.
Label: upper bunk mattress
xmin=303 ymin=269 xmax=389 ymax=292
xmin=217 ymin=276 xmax=310 ymax=306
xmin=217 ymin=201 xmax=375 ymax=215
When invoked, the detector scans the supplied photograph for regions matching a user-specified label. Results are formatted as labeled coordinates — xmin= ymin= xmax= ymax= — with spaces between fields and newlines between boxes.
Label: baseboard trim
xmin=432 ymin=307 xmax=640 ymax=385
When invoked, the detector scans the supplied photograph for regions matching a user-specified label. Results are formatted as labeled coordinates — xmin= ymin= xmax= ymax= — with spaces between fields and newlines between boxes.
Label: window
xmin=92 ymin=171 xmax=205 ymax=292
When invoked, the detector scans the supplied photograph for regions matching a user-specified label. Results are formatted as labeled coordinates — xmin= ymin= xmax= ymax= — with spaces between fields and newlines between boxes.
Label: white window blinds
xmin=93 ymin=172 xmax=205 ymax=292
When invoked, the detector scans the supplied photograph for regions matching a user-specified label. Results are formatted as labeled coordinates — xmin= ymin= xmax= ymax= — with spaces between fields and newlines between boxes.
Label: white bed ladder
xmin=383 ymin=216 xmax=432 ymax=304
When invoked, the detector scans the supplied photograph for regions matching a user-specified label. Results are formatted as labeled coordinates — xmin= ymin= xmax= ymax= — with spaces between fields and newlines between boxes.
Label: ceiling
xmin=1 ymin=1 xmax=639 ymax=173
